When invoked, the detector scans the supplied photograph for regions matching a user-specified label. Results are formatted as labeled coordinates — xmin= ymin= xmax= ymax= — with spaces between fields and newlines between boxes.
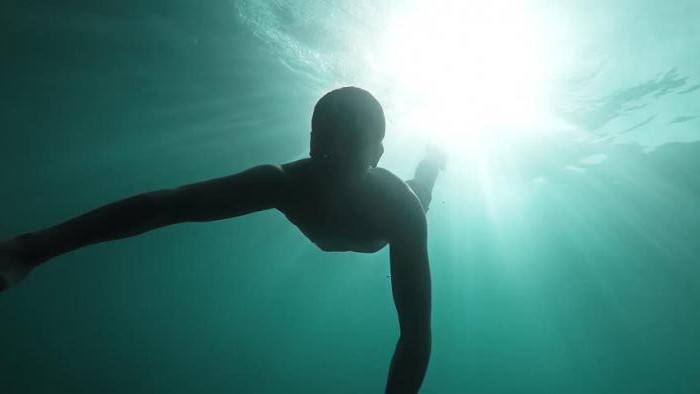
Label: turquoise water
xmin=1 ymin=1 xmax=699 ymax=393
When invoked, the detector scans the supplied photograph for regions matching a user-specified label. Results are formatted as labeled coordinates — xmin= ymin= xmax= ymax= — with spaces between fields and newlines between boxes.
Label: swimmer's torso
xmin=278 ymin=159 xmax=398 ymax=253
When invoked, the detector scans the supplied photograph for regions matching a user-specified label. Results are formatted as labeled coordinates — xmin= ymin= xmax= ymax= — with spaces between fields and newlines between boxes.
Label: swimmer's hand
xmin=424 ymin=144 xmax=447 ymax=171
xmin=0 ymin=240 xmax=31 ymax=292
xmin=411 ymin=144 xmax=447 ymax=191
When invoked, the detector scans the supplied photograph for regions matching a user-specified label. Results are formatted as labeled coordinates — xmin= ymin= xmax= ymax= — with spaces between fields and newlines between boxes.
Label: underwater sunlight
xmin=2 ymin=0 xmax=700 ymax=393
xmin=373 ymin=0 xmax=564 ymax=153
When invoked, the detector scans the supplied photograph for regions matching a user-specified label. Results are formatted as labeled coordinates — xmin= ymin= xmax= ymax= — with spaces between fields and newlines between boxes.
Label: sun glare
xmin=372 ymin=0 xmax=559 ymax=152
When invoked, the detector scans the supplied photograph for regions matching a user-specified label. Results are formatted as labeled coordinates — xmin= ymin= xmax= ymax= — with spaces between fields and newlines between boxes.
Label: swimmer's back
xmin=278 ymin=159 xmax=425 ymax=253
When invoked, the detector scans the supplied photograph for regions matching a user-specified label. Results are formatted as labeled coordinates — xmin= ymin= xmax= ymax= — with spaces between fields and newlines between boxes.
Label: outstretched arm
xmin=406 ymin=145 xmax=446 ymax=212
xmin=385 ymin=194 xmax=432 ymax=394
xmin=7 ymin=164 xmax=286 ymax=269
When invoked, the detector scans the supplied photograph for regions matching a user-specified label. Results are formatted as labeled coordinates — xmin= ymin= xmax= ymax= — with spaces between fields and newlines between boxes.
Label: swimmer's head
xmin=310 ymin=87 xmax=385 ymax=169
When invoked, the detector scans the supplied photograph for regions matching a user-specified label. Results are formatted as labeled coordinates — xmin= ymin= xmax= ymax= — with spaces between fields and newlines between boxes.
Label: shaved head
xmin=310 ymin=87 xmax=385 ymax=167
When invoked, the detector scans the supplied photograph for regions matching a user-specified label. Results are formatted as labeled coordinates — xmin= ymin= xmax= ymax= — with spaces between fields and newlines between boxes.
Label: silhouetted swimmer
xmin=0 ymin=86 xmax=445 ymax=393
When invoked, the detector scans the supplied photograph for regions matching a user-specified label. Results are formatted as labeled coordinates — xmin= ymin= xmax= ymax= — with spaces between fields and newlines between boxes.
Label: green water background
xmin=1 ymin=1 xmax=699 ymax=393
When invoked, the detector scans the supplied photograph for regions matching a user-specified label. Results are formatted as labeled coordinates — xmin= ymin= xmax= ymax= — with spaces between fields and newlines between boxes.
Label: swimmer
xmin=0 ymin=86 xmax=445 ymax=393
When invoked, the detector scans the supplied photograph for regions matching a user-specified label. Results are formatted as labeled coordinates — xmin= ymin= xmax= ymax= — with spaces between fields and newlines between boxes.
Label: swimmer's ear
xmin=310 ymin=131 xmax=321 ymax=159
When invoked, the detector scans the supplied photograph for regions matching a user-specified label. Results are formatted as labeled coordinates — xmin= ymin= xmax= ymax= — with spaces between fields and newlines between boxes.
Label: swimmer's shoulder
xmin=279 ymin=158 xmax=315 ymax=184
xmin=280 ymin=158 xmax=312 ymax=174
xmin=367 ymin=167 xmax=413 ymax=197
xmin=366 ymin=167 xmax=426 ymax=223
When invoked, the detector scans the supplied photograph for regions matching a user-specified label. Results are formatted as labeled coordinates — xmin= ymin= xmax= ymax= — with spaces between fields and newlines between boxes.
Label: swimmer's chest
xmin=281 ymin=185 xmax=387 ymax=252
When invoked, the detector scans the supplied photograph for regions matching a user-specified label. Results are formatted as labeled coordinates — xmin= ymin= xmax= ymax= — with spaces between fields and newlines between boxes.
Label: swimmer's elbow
xmin=401 ymin=326 xmax=432 ymax=354
xmin=141 ymin=189 xmax=182 ymax=227
xmin=148 ymin=164 xmax=287 ymax=224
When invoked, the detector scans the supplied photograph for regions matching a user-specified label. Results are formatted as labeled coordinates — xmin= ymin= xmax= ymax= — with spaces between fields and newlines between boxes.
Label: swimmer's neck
xmin=309 ymin=157 xmax=373 ymax=185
